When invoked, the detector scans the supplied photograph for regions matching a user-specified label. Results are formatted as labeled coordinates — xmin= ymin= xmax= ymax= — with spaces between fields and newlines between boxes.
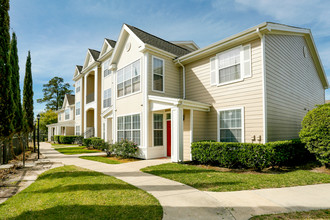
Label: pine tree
xmin=0 ymin=0 xmax=14 ymax=164
xmin=9 ymin=32 xmax=23 ymax=158
xmin=23 ymin=51 xmax=34 ymax=133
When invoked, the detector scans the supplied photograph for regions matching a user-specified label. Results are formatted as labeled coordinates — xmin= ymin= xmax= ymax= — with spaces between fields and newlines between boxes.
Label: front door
xmin=167 ymin=120 xmax=171 ymax=156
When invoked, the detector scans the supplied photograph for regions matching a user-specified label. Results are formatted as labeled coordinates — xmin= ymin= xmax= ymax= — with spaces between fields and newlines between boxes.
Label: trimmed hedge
xmin=191 ymin=139 xmax=314 ymax=170
xmin=83 ymin=137 xmax=105 ymax=150
xmin=53 ymin=135 xmax=82 ymax=144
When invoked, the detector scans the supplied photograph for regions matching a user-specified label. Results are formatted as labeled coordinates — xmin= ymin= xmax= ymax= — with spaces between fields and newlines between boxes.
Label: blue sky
xmin=9 ymin=0 xmax=330 ymax=114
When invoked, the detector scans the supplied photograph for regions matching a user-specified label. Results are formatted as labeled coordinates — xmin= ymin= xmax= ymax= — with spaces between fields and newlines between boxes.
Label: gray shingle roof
xmin=125 ymin=24 xmax=190 ymax=57
xmin=66 ymin=94 xmax=75 ymax=106
xmin=76 ymin=65 xmax=83 ymax=73
xmin=88 ymin=49 xmax=100 ymax=61
xmin=105 ymin=38 xmax=116 ymax=48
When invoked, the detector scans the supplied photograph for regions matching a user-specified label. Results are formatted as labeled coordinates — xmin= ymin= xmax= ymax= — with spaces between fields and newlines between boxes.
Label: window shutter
xmin=210 ymin=57 xmax=216 ymax=85
xmin=242 ymin=44 xmax=251 ymax=78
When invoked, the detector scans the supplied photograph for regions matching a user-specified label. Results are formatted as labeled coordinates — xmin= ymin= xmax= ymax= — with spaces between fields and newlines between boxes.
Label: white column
xmin=143 ymin=53 xmax=149 ymax=153
xmin=171 ymin=106 xmax=183 ymax=162
xmin=190 ymin=109 xmax=194 ymax=161
xmin=94 ymin=67 xmax=98 ymax=137
xmin=84 ymin=74 xmax=88 ymax=137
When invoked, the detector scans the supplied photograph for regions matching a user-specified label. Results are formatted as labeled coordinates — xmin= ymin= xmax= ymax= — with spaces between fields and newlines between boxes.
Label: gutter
xmin=177 ymin=59 xmax=186 ymax=99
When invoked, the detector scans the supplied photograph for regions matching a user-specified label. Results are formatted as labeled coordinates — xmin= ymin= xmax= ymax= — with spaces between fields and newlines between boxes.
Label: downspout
xmin=177 ymin=59 xmax=185 ymax=99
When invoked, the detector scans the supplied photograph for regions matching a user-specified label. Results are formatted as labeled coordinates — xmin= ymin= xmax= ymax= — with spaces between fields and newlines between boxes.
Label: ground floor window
xmin=153 ymin=114 xmax=163 ymax=146
xmin=117 ymin=114 xmax=140 ymax=145
xmin=76 ymin=126 xmax=80 ymax=136
xmin=219 ymin=108 xmax=243 ymax=142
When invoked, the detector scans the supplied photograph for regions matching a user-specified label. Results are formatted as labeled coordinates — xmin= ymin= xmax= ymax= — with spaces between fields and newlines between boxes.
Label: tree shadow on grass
xmin=142 ymin=169 xmax=217 ymax=175
xmin=38 ymin=171 xmax=104 ymax=180
xmin=5 ymin=204 xmax=162 ymax=220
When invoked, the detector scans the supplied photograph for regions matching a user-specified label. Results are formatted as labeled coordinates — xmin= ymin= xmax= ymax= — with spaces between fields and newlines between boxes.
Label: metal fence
xmin=0 ymin=135 xmax=29 ymax=165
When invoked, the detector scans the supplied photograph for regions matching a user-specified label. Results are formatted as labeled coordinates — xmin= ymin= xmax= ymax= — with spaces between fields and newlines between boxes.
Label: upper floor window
xmin=103 ymin=88 xmax=111 ymax=108
xmin=76 ymin=80 xmax=81 ymax=93
xmin=76 ymin=102 xmax=80 ymax=116
xmin=59 ymin=113 xmax=62 ymax=121
xmin=152 ymin=57 xmax=164 ymax=92
xmin=103 ymin=60 xmax=111 ymax=77
xmin=65 ymin=109 xmax=70 ymax=120
xmin=218 ymin=108 xmax=244 ymax=142
xmin=210 ymin=45 xmax=251 ymax=86
xmin=76 ymin=126 xmax=80 ymax=136
xmin=117 ymin=59 xmax=140 ymax=98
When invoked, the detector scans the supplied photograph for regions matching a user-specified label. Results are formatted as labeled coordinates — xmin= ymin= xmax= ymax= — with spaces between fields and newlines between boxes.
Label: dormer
xmin=82 ymin=49 xmax=100 ymax=73
xmin=73 ymin=65 xmax=83 ymax=81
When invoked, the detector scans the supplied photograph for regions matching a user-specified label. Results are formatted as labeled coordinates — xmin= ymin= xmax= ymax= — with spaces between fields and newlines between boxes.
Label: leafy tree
xmin=38 ymin=109 xmax=57 ymax=133
xmin=23 ymin=51 xmax=34 ymax=133
xmin=37 ymin=77 xmax=73 ymax=111
xmin=0 ymin=0 xmax=14 ymax=164
xmin=9 ymin=32 xmax=23 ymax=158
xmin=300 ymin=103 xmax=330 ymax=167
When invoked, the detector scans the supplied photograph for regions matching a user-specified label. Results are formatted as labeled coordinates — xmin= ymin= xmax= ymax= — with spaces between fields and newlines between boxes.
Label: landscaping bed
xmin=79 ymin=155 xmax=140 ymax=164
xmin=0 ymin=165 xmax=163 ymax=219
xmin=141 ymin=163 xmax=330 ymax=192
xmin=250 ymin=208 xmax=330 ymax=219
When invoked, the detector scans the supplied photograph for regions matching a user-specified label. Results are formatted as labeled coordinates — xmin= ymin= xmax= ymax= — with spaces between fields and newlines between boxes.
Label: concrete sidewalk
xmin=40 ymin=142 xmax=330 ymax=220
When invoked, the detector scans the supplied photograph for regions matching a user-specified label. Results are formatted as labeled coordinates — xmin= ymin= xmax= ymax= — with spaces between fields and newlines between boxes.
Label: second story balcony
xmin=86 ymin=92 xmax=95 ymax=104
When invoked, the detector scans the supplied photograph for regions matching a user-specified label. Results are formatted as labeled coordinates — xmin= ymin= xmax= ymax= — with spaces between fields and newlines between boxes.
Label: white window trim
xmin=116 ymin=112 xmax=141 ymax=146
xmin=65 ymin=109 xmax=70 ymax=120
xmin=103 ymin=88 xmax=111 ymax=109
xmin=213 ymin=44 xmax=251 ymax=87
xmin=76 ymin=80 xmax=81 ymax=93
xmin=103 ymin=59 xmax=111 ymax=78
xmin=217 ymin=106 xmax=245 ymax=143
xmin=151 ymin=56 xmax=165 ymax=93
xmin=116 ymin=58 xmax=141 ymax=99
xmin=152 ymin=113 xmax=164 ymax=147
xmin=76 ymin=102 xmax=81 ymax=116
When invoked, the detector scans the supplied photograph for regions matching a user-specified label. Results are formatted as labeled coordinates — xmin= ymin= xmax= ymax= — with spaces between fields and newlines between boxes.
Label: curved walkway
xmin=40 ymin=142 xmax=330 ymax=220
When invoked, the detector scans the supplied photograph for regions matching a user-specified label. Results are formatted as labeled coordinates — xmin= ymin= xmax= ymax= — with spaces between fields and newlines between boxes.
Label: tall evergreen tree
xmin=23 ymin=51 xmax=34 ymax=133
xmin=9 ymin=32 xmax=23 ymax=158
xmin=37 ymin=77 xmax=72 ymax=111
xmin=0 ymin=0 xmax=14 ymax=164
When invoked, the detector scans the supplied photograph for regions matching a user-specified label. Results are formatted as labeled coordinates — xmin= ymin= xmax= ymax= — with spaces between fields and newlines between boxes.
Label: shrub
xmin=300 ymin=103 xmax=330 ymax=166
xmin=90 ymin=137 xmax=105 ymax=150
xmin=110 ymin=139 xmax=138 ymax=158
xmin=53 ymin=135 xmax=60 ymax=143
xmin=191 ymin=139 xmax=315 ymax=170
xmin=83 ymin=138 xmax=92 ymax=147
xmin=59 ymin=135 xmax=80 ymax=144
xmin=266 ymin=139 xmax=314 ymax=167
xmin=74 ymin=136 xmax=84 ymax=145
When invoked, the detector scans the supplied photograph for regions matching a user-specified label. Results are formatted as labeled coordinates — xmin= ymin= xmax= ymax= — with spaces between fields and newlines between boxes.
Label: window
xmin=210 ymin=45 xmax=251 ymax=85
xmin=76 ymin=80 xmax=81 ymax=93
xmin=76 ymin=126 xmax=80 ymax=135
xmin=103 ymin=88 xmax=111 ymax=108
xmin=65 ymin=109 xmax=70 ymax=120
xmin=152 ymin=57 xmax=164 ymax=92
xmin=153 ymin=114 xmax=163 ymax=146
xmin=103 ymin=60 xmax=111 ymax=77
xmin=117 ymin=59 xmax=140 ymax=98
xmin=218 ymin=108 xmax=243 ymax=142
xmin=76 ymin=102 xmax=80 ymax=116
xmin=117 ymin=114 xmax=140 ymax=145
xmin=59 ymin=113 xmax=62 ymax=121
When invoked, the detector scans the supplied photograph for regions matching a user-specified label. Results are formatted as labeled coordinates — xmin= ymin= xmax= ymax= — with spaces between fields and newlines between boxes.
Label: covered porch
xmin=47 ymin=120 xmax=75 ymax=141
xmin=148 ymin=95 xmax=211 ymax=162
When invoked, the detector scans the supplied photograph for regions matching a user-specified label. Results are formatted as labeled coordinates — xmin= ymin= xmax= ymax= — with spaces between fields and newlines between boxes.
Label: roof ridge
xmin=125 ymin=24 xmax=190 ymax=52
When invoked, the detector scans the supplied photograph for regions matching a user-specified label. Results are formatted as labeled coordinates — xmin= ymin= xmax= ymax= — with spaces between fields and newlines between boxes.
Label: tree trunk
xmin=10 ymin=135 xmax=17 ymax=160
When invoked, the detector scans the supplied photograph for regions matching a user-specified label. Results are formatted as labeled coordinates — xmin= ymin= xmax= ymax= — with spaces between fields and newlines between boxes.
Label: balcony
xmin=86 ymin=93 xmax=94 ymax=104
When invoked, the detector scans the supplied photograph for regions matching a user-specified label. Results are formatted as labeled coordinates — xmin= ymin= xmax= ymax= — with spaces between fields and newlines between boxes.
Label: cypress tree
xmin=23 ymin=51 xmax=34 ymax=133
xmin=0 ymin=0 xmax=14 ymax=164
xmin=9 ymin=32 xmax=23 ymax=158
xmin=23 ymin=51 xmax=33 ymax=166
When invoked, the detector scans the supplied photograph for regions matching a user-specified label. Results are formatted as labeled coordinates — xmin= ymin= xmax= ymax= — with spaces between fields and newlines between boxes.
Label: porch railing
xmin=86 ymin=93 xmax=94 ymax=104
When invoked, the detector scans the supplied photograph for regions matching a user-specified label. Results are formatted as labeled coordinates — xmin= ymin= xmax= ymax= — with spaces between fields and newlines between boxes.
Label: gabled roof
xmin=125 ymin=24 xmax=190 ymax=57
xmin=89 ymin=49 xmax=100 ymax=61
xmin=105 ymin=39 xmax=116 ymax=48
xmin=66 ymin=94 xmax=75 ymax=106
xmin=76 ymin=65 xmax=83 ymax=73
xmin=73 ymin=65 xmax=83 ymax=79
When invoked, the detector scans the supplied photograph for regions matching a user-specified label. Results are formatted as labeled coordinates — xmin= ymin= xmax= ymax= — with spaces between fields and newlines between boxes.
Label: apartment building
xmin=50 ymin=22 xmax=329 ymax=162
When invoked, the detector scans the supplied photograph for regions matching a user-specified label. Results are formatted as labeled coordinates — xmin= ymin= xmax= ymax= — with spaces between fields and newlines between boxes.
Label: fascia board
xmin=140 ymin=44 xmax=177 ymax=59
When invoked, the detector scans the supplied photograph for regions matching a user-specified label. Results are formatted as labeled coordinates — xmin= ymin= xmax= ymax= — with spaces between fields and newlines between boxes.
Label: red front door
xmin=167 ymin=120 xmax=171 ymax=156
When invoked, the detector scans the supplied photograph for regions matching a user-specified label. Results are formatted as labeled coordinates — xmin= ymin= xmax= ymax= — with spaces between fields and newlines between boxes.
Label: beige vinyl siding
xmin=116 ymin=34 xmax=142 ymax=70
xmin=148 ymin=53 xmax=181 ymax=98
xmin=265 ymin=34 xmax=325 ymax=141
xmin=185 ymin=39 xmax=264 ymax=143
xmin=183 ymin=109 xmax=191 ymax=161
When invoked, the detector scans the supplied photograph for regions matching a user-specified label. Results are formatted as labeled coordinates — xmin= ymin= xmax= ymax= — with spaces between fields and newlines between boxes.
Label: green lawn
xmin=54 ymin=146 xmax=101 ymax=154
xmin=141 ymin=163 xmax=330 ymax=192
xmin=251 ymin=209 xmax=330 ymax=219
xmin=79 ymin=156 xmax=121 ymax=164
xmin=51 ymin=143 xmax=79 ymax=148
xmin=0 ymin=165 xmax=162 ymax=219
